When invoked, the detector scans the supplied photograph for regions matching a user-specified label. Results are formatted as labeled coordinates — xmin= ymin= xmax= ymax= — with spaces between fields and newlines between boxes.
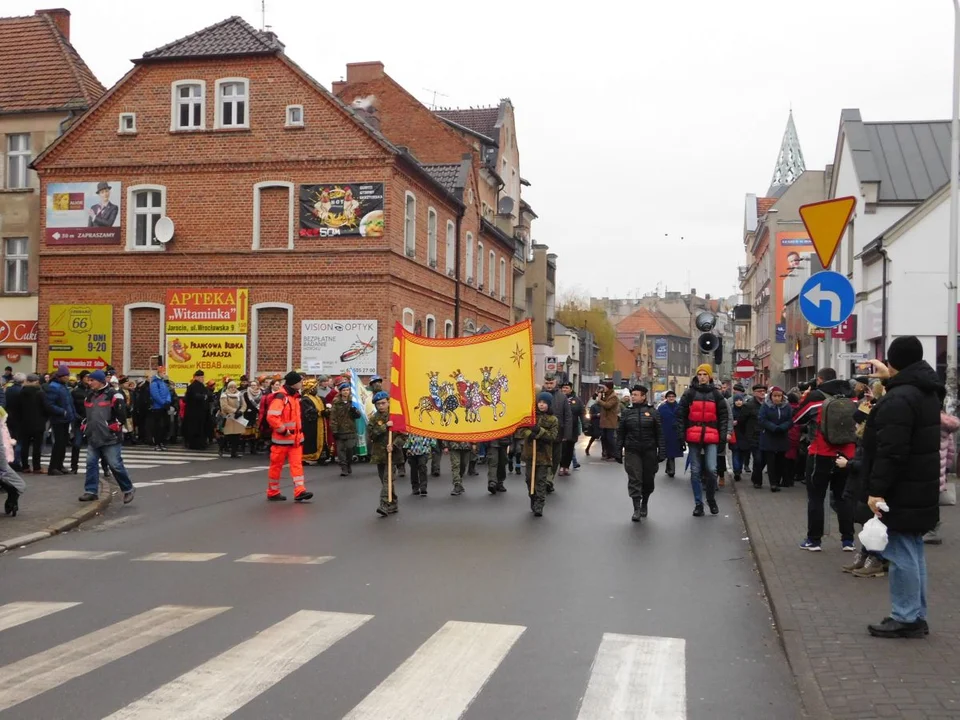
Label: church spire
xmin=768 ymin=111 xmax=806 ymax=195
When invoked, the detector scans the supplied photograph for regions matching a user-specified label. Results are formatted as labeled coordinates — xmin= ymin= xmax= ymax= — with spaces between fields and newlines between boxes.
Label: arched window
xmin=402 ymin=308 xmax=415 ymax=331
xmin=427 ymin=208 xmax=438 ymax=267
xmin=465 ymin=232 xmax=474 ymax=282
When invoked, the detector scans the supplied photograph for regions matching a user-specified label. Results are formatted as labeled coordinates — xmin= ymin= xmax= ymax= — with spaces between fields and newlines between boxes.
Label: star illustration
xmin=511 ymin=343 xmax=526 ymax=368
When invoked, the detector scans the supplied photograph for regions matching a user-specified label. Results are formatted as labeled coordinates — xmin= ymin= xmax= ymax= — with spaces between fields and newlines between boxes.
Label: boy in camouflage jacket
xmin=367 ymin=392 xmax=404 ymax=516
xmin=447 ymin=440 xmax=475 ymax=496
xmin=519 ymin=392 xmax=560 ymax=516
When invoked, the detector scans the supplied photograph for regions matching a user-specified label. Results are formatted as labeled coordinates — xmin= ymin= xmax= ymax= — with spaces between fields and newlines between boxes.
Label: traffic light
xmin=695 ymin=311 xmax=719 ymax=353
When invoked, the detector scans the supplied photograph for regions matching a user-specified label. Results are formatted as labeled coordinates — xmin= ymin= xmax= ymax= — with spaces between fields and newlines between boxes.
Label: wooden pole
xmin=387 ymin=429 xmax=394 ymax=504
xmin=529 ymin=437 xmax=537 ymax=495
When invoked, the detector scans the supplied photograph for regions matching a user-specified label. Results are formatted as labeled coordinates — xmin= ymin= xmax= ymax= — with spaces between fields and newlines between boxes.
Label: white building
xmin=823 ymin=109 xmax=950 ymax=374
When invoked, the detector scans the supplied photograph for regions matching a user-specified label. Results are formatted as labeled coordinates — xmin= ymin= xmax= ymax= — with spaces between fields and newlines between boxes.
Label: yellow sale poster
xmin=166 ymin=335 xmax=246 ymax=390
xmin=48 ymin=304 xmax=113 ymax=372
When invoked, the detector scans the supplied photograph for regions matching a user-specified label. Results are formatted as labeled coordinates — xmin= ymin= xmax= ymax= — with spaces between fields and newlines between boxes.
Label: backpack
xmin=820 ymin=395 xmax=858 ymax=446
xmin=257 ymin=391 xmax=278 ymax=438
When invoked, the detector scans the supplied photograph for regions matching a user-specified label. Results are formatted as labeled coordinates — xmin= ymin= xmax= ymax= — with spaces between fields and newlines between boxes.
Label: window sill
xmin=126 ymin=246 xmax=166 ymax=253
xmin=211 ymin=126 xmax=251 ymax=133
xmin=117 ymin=131 xmax=138 ymax=136
xmin=2 ymin=291 xmax=30 ymax=296
xmin=0 ymin=187 xmax=34 ymax=194
xmin=169 ymin=128 xmax=207 ymax=134
xmin=284 ymin=124 xmax=305 ymax=130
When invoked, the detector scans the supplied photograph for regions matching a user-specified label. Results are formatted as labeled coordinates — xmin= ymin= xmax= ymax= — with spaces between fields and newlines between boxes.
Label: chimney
xmin=346 ymin=61 xmax=385 ymax=83
xmin=332 ymin=80 xmax=347 ymax=96
xmin=36 ymin=8 xmax=70 ymax=40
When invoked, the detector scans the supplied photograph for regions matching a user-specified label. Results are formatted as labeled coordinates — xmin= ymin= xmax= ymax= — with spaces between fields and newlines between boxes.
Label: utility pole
xmin=948 ymin=0 xmax=960 ymax=414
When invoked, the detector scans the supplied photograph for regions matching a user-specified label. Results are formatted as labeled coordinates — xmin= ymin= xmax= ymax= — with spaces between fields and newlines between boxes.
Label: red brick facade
xmin=34 ymin=43 xmax=512 ymax=377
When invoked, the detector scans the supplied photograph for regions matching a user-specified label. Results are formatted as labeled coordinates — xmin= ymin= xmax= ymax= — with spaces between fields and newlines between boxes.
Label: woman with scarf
xmin=300 ymin=378 xmax=328 ymax=464
xmin=242 ymin=381 xmax=264 ymax=455
xmin=218 ymin=381 xmax=247 ymax=458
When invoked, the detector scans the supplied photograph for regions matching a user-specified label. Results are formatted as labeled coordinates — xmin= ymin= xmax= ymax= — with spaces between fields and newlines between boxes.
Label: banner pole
xmin=387 ymin=429 xmax=394 ymax=504
xmin=530 ymin=438 xmax=537 ymax=495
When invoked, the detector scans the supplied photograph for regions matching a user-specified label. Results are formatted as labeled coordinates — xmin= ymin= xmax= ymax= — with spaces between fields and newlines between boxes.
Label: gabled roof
xmin=435 ymin=107 xmax=501 ymax=144
xmin=141 ymin=16 xmax=283 ymax=60
xmin=615 ymin=307 xmax=687 ymax=339
xmin=757 ymin=197 xmax=778 ymax=217
xmin=0 ymin=13 xmax=104 ymax=113
xmin=838 ymin=109 xmax=950 ymax=203
xmin=422 ymin=163 xmax=462 ymax=195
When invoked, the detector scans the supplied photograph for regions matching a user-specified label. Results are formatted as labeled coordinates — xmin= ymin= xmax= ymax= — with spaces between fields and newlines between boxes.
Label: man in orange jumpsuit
xmin=266 ymin=371 xmax=313 ymax=502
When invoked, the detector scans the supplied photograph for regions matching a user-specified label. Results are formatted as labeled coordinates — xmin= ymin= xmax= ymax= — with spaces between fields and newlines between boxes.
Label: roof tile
xmin=615 ymin=307 xmax=687 ymax=338
xmin=142 ymin=16 xmax=283 ymax=60
xmin=756 ymin=197 xmax=778 ymax=216
xmin=0 ymin=14 xmax=104 ymax=113
xmin=422 ymin=163 xmax=460 ymax=195
xmin=435 ymin=107 xmax=500 ymax=143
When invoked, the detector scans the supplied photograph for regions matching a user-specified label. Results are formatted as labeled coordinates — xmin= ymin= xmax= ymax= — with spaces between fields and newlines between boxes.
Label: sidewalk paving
xmin=0 ymin=471 xmax=109 ymax=553
xmin=735 ymin=477 xmax=960 ymax=720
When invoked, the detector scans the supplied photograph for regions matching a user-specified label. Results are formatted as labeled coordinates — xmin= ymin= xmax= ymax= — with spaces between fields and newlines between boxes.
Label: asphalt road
xmin=0 ymin=444 xmax=805 ymax=719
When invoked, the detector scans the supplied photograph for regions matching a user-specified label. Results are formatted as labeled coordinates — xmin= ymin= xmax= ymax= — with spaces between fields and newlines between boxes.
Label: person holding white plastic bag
xmin=860 ymin=338 xmax=942 ymax=639
xmin=0 ymin=406 xmax=25 ymax=516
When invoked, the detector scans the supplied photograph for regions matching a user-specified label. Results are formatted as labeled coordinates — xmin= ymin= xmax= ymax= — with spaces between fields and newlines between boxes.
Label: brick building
xmin=32 ymin=16 xmax=514 ymax=379
xmin=0 ymin=8 xmax=103 ymax=373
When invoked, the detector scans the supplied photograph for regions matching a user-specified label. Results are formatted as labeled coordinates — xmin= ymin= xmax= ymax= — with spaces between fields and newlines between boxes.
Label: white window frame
xmin=404 ymin=191 xmax=416 ymax=257
xmin=123 ymin=302 xmax=164 ymax=374
xmin=499 ymin=258 xmax=507 ymax=301
xmin=445 ymin=220 xmax=455 ymax=276
xmin=215 ymin=77 xmax=250 ymax=130
xmin=6 ymin=134 xmax=30 ymax=189
xmin=476 ymin=241 xmax=484 ymax=289
xmin=170 ymin=80 xmax=205 ymax=131
xmin=3 ymin=237 xmax=28 ymax=294
xmin=426 ymin=207 xmax=438 ymax=268
xmin=118 ymin=112 xmax=137 ymax=134
xmin=402 ymin=308 xmax=415 ymax=332
xmin=465 ymin=232 xmax=474 ymax=283
xmin=285 ymin=104 xmax=304 ymax=127
xmin=252 ymin=181 xmax=295 ymax=250
xmin=444 ymin=320 xmax=454 ymax=338
xmin=126 ymin=184 xmax=167 ymax=252
xmin=250 ymin=302 xmax=294 ymax=376
xmin=488 ymin=250 xmax=496 ymax=294
xmin=425 ymin=314 xmax=437 ymax=338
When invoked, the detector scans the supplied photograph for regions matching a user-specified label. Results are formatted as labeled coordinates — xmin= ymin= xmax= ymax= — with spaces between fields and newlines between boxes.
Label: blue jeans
xmin=688 ymin=443 xmax=717 ymax=505
xmin=85 ymin=444 xmax=133 ymax=495
xmin=731 ymin=448 xmax=745 ymax=475
xmin=881 ymin=531 xmax=928 ymax=623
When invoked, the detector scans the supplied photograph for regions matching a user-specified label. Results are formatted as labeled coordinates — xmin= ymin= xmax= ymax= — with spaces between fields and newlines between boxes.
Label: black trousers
xmin=750 ymin=448 xmax=766 ymax=487
xmin=49 ymin=423 xmax=69 ymax=471
xmin=559 ymin=440 xmax=575 ymax=469
xmin=625 ymin=449 xmax=657 ymax=499
xmin=665 ymin=456 xmax=676 ymax=476
xmin=806 ymin=455 xmax=854 ymax=543
xmin=601 ymin=429 xmax=620 ymax=460
xmin=149 ymin=409 xmax=169 ymax=447
xmin=19 ymin=429 xmax=42 ymax=471
xmin=764 ymin=450 xmax=786 ymax=488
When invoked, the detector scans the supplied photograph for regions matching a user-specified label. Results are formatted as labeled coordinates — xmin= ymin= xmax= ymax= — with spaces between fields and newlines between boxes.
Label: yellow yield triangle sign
xmin=799 ymin=196 xmax=856 ymax=269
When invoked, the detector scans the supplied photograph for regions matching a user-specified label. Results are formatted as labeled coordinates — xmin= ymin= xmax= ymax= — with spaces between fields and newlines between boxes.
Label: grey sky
xmin=28 ymin=0 xmax=955 ymax=302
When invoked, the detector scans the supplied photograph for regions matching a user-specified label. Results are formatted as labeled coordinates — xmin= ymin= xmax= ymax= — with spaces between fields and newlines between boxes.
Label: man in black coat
xmin=862 ymin=337 xmax=942 ymax=639
xmin=617 ymin=385 xmax=665 ymax=523
xmin=738 ymin=384 xmax=766 ymax=486
xmin=543 ymin=374 xmax=572 ymax=491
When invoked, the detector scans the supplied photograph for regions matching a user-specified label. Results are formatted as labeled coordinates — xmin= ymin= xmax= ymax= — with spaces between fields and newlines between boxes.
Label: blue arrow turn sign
xmin=799 ymin=271 xmax=855 ymax=329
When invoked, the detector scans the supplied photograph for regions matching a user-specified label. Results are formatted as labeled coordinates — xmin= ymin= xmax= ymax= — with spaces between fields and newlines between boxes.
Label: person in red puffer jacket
xmin=676 ymin=364 xmax=729 ymax=518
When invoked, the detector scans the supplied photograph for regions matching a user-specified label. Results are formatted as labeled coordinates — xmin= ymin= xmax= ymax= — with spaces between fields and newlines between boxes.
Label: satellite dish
xmin=497 ymin=197 xmax=515 ymax=215
xmin=155 ymin=216 xmax=174 ymax=244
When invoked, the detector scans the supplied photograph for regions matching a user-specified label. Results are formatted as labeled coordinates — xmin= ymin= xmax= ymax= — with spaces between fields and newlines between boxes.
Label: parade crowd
xmin=0 ymin=334 xmax=949 ymax=640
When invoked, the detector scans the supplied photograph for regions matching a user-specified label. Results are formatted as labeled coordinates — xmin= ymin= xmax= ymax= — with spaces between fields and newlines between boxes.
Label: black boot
xmin=496 ymin=482 xmax=507 ymax=493
xmin=487 ymin=481 xmax=498 ymax=495
xmin=693 ymin=503 xmax=705 ymax=517
xmin=631 ymin=497 xmax=642 ymax=523
xmin=4 ymin=490 xmax=18 ymax=517
xmin=640 ymin=495 xmax=648 ymax=518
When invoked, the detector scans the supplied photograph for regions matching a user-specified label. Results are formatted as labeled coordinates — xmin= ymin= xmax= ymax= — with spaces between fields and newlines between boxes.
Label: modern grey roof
xmin=422 ymin=163 xmax=462 ymax=195
xmin=142 ymin=16 xmax=283 ymax=60
xmin=842 ymin=109 xmax=950 ymax=202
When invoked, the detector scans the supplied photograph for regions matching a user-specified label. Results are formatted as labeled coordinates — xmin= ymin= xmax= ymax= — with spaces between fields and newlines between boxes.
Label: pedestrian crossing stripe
xmin=20 ymin=550 xmax=336 ymax=564
xmin=0 ymin=601 xmax=689 ymax=718
xmin=132 ymin=465 xmax=270 ymax=488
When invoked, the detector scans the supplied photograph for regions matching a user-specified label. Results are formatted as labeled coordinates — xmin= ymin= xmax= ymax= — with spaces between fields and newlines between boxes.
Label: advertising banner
xmin=48 ymin=304 xmax=112 ymax=371
xmin=776 ymin=232 xmax=814 ymax=323
xmin=165 ymin=288 xmax=249 ymax=334
xmin=165 ymin=335 xmax=246 ymax=390
xmin=298 ymin=183 xmax=385 ymax=239
xmin=0 ymin=320 xmax=38 ymax=345
xmin=654 ymin=337 xmax=668 ymax=360
xmin=46 ymin=181 xmax=122 ymax=245
xmin=301 ymin=319 xmax=378 ymax=376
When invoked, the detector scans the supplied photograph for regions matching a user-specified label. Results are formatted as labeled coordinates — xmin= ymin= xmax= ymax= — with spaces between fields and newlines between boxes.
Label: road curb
xmin=732 ymin=481 xmax=832 ymax=720
xmin=0 ymin=481 xmax=112 ymax=554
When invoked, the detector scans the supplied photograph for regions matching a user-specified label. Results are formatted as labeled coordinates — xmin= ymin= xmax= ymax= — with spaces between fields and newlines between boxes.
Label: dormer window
xmin=172 ymin=81 xmax=205 ymax=130
xmin=216 ymin=78 xmax=249 ymax=129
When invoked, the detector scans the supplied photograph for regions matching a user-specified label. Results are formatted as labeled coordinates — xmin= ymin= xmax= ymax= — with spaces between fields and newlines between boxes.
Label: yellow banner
xmin=48 ymin=304 xmax=112 ymax=372
xmin=165 ymin=335 xmax=246 ymax=390
xmin=389 ymin=320 xmax=535 ymax=442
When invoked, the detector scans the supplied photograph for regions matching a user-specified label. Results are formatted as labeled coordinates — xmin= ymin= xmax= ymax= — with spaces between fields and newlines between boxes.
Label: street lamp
xmin=948 ymin=0 xmax=960 ymax=413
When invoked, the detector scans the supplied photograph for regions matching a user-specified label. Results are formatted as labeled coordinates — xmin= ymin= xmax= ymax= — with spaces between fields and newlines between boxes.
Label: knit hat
xmin=770 ymin=385 xmax=784 ymax=395
xmin=284 ymin=371 xmax=303 ymax=386
xmin=887 ymin=335 xmax=923 ymax=371
xmin=55 ymin=364 xmax=70 ymax=378
xmin=373 ymin=391 xmax=389 ymax=404
xmin=695 ymin=363 xmax=713 ymax=378
xmin=338 ymin=381 xmax=351 ymax=391
xmin=537 ymin=391 xmax=554 ymax=408
xmin=89 ymin=370 xmax=106 ymax=384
